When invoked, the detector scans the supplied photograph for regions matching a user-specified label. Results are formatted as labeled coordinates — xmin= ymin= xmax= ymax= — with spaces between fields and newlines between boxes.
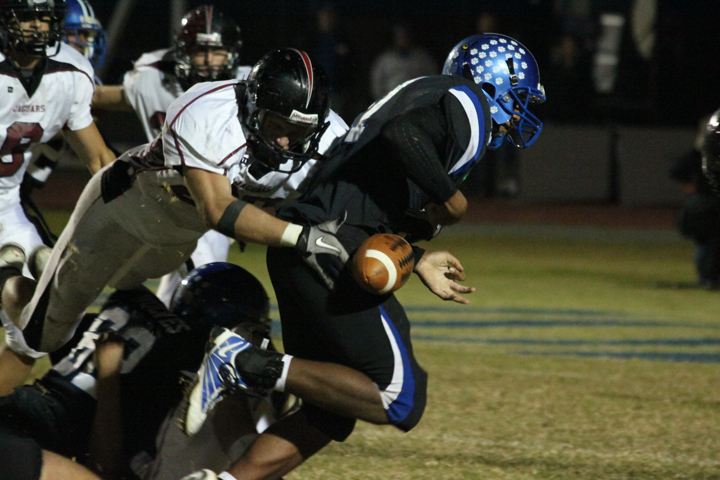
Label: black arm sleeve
xmin=380 ymin=105 xmax=458 ymax=204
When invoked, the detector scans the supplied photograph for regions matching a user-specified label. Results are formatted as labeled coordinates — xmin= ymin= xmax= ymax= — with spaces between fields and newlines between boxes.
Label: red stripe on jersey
xmin=219 ymin=143 xmax=247 ymax=166
xmin=168 ymin=82 xmax=235 ymax=129
xmin=291 ymin=49 xmax=313 ymax=108
xmin=167 ymin=82 xmax=243 ymax=167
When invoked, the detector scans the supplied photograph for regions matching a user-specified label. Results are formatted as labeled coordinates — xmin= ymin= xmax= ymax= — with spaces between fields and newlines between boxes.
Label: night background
xmin=90 ymin=0 xmax=720 ymax=128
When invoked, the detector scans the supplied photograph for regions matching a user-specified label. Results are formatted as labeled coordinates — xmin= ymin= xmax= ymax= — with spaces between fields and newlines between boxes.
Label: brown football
xmin=351 ymin=234 xmax=415 ymax=294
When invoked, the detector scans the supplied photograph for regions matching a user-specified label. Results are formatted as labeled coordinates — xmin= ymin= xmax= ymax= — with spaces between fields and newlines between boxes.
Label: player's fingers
xmin=451 ymin=282 xmax=475 ymax=294
xmin=444 ymin=253 xmax=465 ymax=272
xmin=444 ymin=267 xmax=466 ymax=282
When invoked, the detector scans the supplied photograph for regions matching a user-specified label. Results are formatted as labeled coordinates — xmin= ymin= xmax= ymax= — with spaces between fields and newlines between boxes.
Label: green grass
xmin=10 ymin=211 xmax=720 ymax=479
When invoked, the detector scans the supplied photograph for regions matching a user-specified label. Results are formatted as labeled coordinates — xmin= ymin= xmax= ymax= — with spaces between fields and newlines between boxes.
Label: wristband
xmin=281 ymin=223 xmax=304 ymax=247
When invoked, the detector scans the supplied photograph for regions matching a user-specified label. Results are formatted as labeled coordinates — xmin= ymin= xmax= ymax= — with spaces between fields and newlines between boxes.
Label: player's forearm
xmin=205 ymin=199 xmax=295 ymax=247
xmin=92 ymin=85 xmax=133 ymax=111
xmin=86 ymin=147 xmax=116 ymax=174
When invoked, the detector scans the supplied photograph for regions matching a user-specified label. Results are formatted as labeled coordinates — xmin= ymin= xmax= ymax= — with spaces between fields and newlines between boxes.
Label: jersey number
xmin=0 ymin=122 xmax=44 ymax=177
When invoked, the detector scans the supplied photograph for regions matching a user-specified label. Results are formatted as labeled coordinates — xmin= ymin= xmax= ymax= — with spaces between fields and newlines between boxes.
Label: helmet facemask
xmin=2 ymin=5 xmax=66 ymax=58
xmin=245 ymin=107 xmax=329 ymax=174
xmin=174 ymin=6 xmax=242 ymax=88
xmin=239 ymin=48 xmax=331 ymax=175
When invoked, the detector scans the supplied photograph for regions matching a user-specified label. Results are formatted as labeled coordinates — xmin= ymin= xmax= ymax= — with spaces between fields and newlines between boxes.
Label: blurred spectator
xmin=311 ymin=4 xmax=355 ymax=119
xmin=475 ymin=11 xmax=499 ymax=33
xmin=670 ymin=115 xmax=720 ymax=289
xmin=543 ymin=33 xmax=593 ymax=122
xmin=369 ymin=24 xmax=437 ymax=100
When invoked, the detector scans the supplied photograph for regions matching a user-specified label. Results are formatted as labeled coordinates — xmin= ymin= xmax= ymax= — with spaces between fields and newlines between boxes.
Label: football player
xmin=0 ymin=262 xmax=282 ymax=479
xmin=93 ymin=4 xmax=253 ymax=307
xmin=0 ymin=49 xmax=348 ymax=392
xmin=0 ymin=0 xmax=115 ymax=386
xmin=21 ymin=0 xmax=108 ymax=248
xmin=179 ymin=33 xmax=545 ymax=480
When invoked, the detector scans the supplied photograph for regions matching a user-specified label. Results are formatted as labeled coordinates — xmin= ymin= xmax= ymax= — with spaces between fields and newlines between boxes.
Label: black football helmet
xmin=702 ymin=109 xmax=720 ymax=196
xmin=238 ymin=48 xmax=331 ymax=174
xmin=170 ymin=262 xmax=271 ymax=341
xmin=174 ymin=4 xmax=242 ymax=87
xmin=0 ymin=0 xmax=66 ymax=58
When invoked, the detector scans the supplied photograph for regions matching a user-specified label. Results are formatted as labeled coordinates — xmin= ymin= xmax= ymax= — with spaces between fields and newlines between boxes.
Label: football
xmin=351 ymin=234 xmax=415 ymax=294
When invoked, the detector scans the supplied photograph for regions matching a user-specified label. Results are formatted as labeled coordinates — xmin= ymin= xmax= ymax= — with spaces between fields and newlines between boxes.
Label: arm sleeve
xmin=380 ymin=106 xmax=458 ymax=204
xmin=66 ymin=71 xmax=95 ymax=132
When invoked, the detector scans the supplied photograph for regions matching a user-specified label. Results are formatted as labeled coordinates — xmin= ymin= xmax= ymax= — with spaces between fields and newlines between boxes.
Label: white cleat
xmin=183 ymin=327 xmax=251 ymax=435
xmin=180 ymin=469 xmax=219 ymax=480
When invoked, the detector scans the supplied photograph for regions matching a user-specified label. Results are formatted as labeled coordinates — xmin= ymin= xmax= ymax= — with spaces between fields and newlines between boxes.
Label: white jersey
xmin=162 ymin=79 xmax=348 ymax=206
xmin=0 ymin=45 xmax=94 ymax=212
xmin=123 ymin=48 xmax=252 ymax=142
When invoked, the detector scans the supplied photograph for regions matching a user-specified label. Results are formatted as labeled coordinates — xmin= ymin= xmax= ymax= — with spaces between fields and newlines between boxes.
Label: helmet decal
xmin=290 ymin=48 xmax=313 ymax=108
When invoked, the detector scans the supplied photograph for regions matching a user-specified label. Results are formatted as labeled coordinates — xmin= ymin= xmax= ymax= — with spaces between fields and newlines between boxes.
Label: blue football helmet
xmin=63 ymin=0 xmax=106 ymax=69
xmin=170 ymin=262 xmax=271 ymax=338
xmin=443 ymin=33 xmax=545 ymax=149
xmin=0 ymin=0 xmax=67 ymax=58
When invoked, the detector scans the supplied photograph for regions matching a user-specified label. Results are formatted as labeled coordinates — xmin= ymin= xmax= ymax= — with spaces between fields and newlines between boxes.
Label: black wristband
xmin=411 ymin=245 xmax=426 ymax=266
xmin=216 ymin=199 xmax=247 ymax=237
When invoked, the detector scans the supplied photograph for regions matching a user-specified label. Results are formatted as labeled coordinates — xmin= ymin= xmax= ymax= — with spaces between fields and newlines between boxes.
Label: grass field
xmin=6 ymin=211 xmax=720 ymax=479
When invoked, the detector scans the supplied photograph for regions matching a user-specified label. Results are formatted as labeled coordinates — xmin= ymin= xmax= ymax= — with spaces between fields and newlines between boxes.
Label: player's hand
xmin=414 ymin=250 xmax=475 ymax=304
xmin=295 ymin=212 xmax=350 ymax=290
xmin=94 ymin=332 xmax=125 ymax=380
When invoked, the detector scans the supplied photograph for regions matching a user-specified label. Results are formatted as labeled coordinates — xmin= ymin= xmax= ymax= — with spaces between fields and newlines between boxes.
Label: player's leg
xmin=0 ymin=344 xmax=35 ymax=396
xmin=185 ymin=246 xmax=427 ymax=437
xmin=0 ymin=213 xmax=47 ymax=393
xmin=40 ymin=450 xmax=102 ymax=480
xmin=155 ymin=229 xmax=231 ymax=306
xmin=0 ymin=425 xmax=101 ymax=480
xmin=267 ymin=246 xmax=428 ymax=431
xmin=225 ymin=408 xmax=332 ymax=480
xmin=18 ymin=172 xmax=150 ymax=354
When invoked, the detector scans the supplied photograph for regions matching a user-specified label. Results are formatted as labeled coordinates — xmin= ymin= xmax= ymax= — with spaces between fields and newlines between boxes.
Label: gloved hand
xmin=294 ymin=212 xmax=349 ymax=289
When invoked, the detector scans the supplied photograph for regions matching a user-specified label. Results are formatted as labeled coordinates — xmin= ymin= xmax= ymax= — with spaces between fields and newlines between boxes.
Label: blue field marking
xmin=520 ymin=351 xmax=720 ymax=364
xmin=412 ymin=336 xmax=720 ymax=347
xmin=410 ymin=319 xmax=719 ymax=329
xmin=402 ymin=306 xmax=619 ymax=316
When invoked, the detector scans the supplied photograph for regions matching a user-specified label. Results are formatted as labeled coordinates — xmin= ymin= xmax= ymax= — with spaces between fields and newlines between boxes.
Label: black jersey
xmin=1 ymin=287 xmax=206 ymax=463
xmin=276 ymin=75 xmax=491 ymax=243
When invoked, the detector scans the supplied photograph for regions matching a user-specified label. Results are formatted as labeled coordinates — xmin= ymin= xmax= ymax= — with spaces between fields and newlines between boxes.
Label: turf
xmin=8 ymin=211 xmax=720 ymax=479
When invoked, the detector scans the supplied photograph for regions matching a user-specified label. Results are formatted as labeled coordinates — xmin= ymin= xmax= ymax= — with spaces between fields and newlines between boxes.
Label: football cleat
xmin=28 ymin=245 xmax=51 ymax=281
xmin=183 ymin=327 xmax=252 ymax=435
xmin=0 ymin=243 xmax=26 ymax=270
xmin=179 ymin=470 xmax=218 ymax=480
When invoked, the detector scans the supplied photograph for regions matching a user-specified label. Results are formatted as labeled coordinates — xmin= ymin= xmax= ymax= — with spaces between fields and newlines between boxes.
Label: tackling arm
xmin=183 ymin=167 xmax=292 ymax=246
xmin=63 ymin=123 xmax=116 ymax=174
